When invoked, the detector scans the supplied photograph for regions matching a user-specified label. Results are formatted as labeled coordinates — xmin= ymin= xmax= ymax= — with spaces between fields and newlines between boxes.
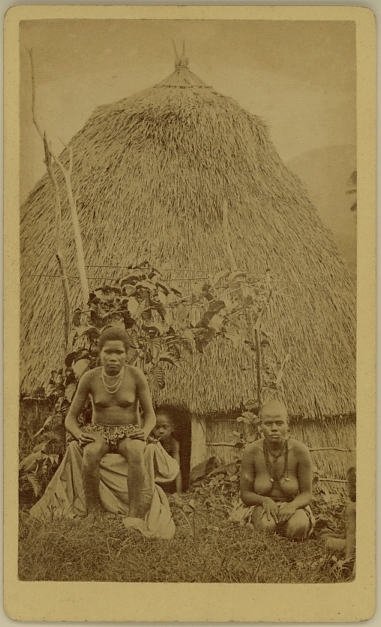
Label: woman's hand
xmin=277 ymin=502 xmax=296 ymax=522
xmin=78 ymin=432 xmax=95 ymax=447
xmin=129 ymin=428 xmax=147 ymax=441
xmin=261 ymin=497 xmax=279 ymax=523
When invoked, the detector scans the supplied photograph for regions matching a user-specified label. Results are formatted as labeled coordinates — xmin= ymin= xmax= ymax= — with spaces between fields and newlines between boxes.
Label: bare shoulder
xmin=243 ymin=439 xmax=262 ymax=459
xmin=288 ymin=438 xmax=311 ymax=458
xmin=125 ymin=365 xmax=146 ymax=382
xmin=80 ymin=368 xmax=98 ymax=387
xmin=171 ymin=437 xmax=180 ymax=452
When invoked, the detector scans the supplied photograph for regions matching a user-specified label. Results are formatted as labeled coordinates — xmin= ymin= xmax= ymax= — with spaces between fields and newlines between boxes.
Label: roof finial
xmin=172 ymin=39 xmax=189 ymax=69
xmin=172 ymin=40 xmax=180 ymax=66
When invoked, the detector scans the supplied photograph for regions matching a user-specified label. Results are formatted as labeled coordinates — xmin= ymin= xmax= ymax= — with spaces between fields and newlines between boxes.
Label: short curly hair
xmin=98 ymin=326 xmax=130 ymax=351
xmin=155 ymin=404 xmax=177 ymax=428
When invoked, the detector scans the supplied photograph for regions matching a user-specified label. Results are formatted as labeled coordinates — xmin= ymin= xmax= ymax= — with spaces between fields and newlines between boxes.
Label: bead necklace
xmin=101 ymin=367 xmax=124 ymax=394
xmin=263 ymin=438 xmax=290 ymax=483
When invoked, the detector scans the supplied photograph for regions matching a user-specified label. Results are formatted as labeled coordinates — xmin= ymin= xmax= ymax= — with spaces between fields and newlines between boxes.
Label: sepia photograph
xmin=4 ymin=4 xmax=376 ymax=623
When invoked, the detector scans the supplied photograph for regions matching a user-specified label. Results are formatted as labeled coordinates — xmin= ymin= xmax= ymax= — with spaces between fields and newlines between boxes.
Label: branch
xmin=28 ymin=49 xmax=71 ymax=351
xmin=43 ymin=134 xmax=71 ymax=348
xmin=206 ymin=443 xmax=355 ymax=454
xmin=310 ymin=447 xmax=355 ymax=453
xmin=27 ymin=48 xmax=44 ymax=141
xmin=51 ymin=145 xmax=89 ymax=306
xmin=206 ymin=441 xmax=236 ymax=448
xmin=317 ymin=478 xmax=348 ymax=483
xmin=254 ymin=326 xmax=262 ymax=407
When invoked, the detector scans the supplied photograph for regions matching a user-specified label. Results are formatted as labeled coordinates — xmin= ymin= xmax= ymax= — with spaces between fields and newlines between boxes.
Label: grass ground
xmin=18 ymin=492 xmax=353 ymax=583
xmin=19 ymin=402 xmax=354 ymax=583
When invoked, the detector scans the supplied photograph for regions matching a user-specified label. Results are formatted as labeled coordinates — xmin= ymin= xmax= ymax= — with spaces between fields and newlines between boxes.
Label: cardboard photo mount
xmin=4 ymin=4 xmax=376 ymax=623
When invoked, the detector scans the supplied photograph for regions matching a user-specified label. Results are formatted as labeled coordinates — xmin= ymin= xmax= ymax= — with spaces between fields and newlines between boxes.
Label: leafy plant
xmin=20 ymin=261 xmax=289 ymax=505
xmin=46 ymin=261 xmax=285 ymax=401
xmin=19 ymin=436 xmax=62 ymax=504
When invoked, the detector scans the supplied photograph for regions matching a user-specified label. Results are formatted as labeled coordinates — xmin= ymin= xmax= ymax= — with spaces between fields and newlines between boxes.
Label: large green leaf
xmin=144 ymin=321 xmax=169 ymax=336
xmin=72 ymin=359 xmax=89 ymax=378
xmin=19 ymin=451 xmax=41 ymax=472
xmin=158 ymin=352 xmax=179 ymax=367
xmin=223 ymin=331 xmax=241 ymax=349
xmin=228 ymin=270 xmax=247 ymax=283
xmin=127 ymin=297 xmax=140 ymax=318
xmin=212 ymin=269 xmax=230 ymax=286
xmin=65 ymin=382 xmax=77 ymax=402
xmin=27 ymin=472 xmax=42 ymax=497
xmin=150 ymin=337 xmax=162 ymax=362
xmin=208 ymin=313 xmax=225 ymax=333
xmin=150 ymin=363 xmax=165 ymax=390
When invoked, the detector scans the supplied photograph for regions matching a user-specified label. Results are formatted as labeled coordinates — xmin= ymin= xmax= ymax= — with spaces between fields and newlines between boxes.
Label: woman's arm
xmin=64 ymin=372 xmax=92 ymax=439
xmin=278 ymin=443 xmax=312 ymax=521
xmin=135 ymin=369 xmax=156 ymax=438
xmin=293 ymin=442 xmax=313 ymax=508
xmin=172 ymin=439 xmax=183 ymax=493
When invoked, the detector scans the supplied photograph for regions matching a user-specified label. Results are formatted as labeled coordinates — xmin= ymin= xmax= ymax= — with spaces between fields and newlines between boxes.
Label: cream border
xmin=4 ymin=5 xmax=376 ymax=622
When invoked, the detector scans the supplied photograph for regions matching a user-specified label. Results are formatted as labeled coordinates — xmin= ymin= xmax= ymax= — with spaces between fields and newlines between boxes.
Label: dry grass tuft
xmin=18 ymin=493 xmax=352 ymax=584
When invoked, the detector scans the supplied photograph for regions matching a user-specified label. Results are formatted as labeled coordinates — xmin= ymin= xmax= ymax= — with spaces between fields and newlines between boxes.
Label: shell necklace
xmin=101 ymin=367 xmax=124 ymax=394
xmin=263 ymin=438 xmax=290 ymax=483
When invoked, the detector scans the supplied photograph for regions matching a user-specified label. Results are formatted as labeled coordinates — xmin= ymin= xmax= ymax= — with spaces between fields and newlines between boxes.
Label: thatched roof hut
xmin=21 ymin=53 xmax=356 ymax=444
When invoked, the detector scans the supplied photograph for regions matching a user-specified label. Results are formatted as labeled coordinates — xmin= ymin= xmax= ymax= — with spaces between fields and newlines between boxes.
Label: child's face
xmin=153 ymin=414 xmax=174 ymax=441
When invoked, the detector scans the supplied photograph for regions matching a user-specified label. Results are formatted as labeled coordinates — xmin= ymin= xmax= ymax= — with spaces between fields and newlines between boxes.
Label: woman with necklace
xmin=239 ymin=400 xmax=314 ymax=540
xmin=65 ymin=326 xmax=157 ymax=521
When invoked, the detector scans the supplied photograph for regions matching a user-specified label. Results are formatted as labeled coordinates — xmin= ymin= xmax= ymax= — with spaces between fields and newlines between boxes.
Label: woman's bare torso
xmin=253 ymin=439 xmax=300 ymax=501
xmin=89 ymin=367 xmax=140 ymax=427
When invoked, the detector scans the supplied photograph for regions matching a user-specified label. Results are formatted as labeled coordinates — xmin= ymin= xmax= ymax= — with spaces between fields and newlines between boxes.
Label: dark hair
xmin=98 ymin=326 xmax=130 ymax=351
xmin=155 ymin=404 xmax=176 ymax=427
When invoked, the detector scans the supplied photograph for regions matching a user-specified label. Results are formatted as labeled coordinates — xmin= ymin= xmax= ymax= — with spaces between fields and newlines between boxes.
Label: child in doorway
xmin=152 ymin=408 xmax=183 ymax=494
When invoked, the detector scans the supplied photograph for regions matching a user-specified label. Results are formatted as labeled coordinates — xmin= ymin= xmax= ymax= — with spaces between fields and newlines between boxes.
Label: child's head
xmin=347 ymin=466 xmax=356 ymax=502
xmin=153 ymin=411 xmax=175 ymax=442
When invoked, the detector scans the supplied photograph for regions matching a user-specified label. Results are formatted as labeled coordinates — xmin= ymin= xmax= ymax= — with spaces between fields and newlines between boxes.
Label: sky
xmin=19 ymin=19 xmax=356 ymax=203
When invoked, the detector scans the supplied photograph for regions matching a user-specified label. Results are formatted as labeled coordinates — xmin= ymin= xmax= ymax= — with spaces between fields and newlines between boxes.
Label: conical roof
xmin=21 ymin=56 xmax=356 ymax=418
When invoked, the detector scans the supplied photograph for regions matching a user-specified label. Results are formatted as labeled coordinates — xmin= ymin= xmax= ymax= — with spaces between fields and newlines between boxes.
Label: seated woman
xmin=65 ymin=326 xmax=156 ymax=521
xmin=239 ymin=400 xmax=314 ymax=540
xmin=152 ymin=407 xmax=182 ymax=494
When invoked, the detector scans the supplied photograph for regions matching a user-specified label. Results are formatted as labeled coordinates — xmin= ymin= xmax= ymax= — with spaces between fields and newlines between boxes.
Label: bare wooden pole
xmin=28 ymin=49 xmax=71 ymax=350
xmin=206 ymin=442 xmax=355 ymax=454
xmin=43 ymin=134 xmax=71 ymax=347
xmin=309 ymin=447 xmax=355 ymax=453
xmin=51 ymin=143 xmax=89 ymax=306
xmin=254 ymin=326 xmax=262 ymax=407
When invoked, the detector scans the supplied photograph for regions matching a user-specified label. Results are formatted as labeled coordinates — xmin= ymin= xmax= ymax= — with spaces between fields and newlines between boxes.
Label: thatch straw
xmin=20 ymin=60 xmax=356 ymax=418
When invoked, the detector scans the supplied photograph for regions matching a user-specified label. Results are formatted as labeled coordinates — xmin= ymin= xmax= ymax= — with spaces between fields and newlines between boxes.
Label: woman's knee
xmin=119 ymin=439 xmax=145 ymax=465
xmin=252 ymin=508 xmax=276 ymax=533
xmin=83 ymin=440 xmax=108 ymax=466
xmin=285 ymin=511 xmax=309 ymax=540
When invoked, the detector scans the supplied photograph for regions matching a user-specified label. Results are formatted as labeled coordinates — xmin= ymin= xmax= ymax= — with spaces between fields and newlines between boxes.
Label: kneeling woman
xmin=65 ymin=326 xmax=156 ymax=520
xmin=240 ymin=400 xmax=314 ymax=540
